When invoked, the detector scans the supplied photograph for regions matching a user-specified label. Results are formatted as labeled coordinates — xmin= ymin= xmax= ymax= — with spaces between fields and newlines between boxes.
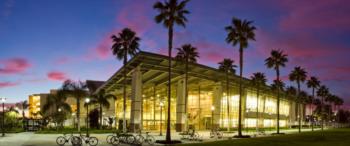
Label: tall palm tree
xmin=90 ymin=89 xmax=117 ymax=129
xmin=42 ymin=90 xmax=72 ymax=126
xmin=325 ymin=94 xmax=337 ymax=124
xmin=225 ymin=17 xmax=256 ymax=137
xmin=265 ymin=49 xmax=288 ymax=134
xmin=218 ymin=58 xmax=237 ymax=132
xmin=317 ymin=85 xmax=329 ymax=131
xmin=154 ymin=0 xmax=190 ymax=142
xmin=61 ymin=80 xmax=88 ymax=132
xmin=16 ymin=100 xmax=29 ymax=129
xmin=176 ymin=44 xmax=199 ymax=130
xmin=289 ymin=66 xmax=307 ymax=133
xmin=111 ymin=28 xmax=140 ymax=133
xmin=250 ymin=72 xmax=267 ymax=133
xmin=306 ymin=76 xmax=320 ymax=131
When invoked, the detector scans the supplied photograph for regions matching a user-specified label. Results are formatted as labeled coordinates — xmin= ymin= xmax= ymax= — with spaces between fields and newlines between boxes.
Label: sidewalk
xmin=0 ymin=128 xmax=321 ymax=146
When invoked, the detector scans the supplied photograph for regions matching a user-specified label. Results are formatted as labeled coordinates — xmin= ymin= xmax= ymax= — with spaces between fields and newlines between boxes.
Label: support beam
xmin=213 ymin=82 xmax=223 ymax=129
xmin=130 ymin=66 xmax=142 ymax=132
xmin=175 ymin=76 xmax=186 ymax=132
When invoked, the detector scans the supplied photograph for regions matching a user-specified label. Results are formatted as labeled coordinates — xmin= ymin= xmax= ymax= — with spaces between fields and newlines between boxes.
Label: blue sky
xmin=1 ymin=0 xmax=350 ymax=109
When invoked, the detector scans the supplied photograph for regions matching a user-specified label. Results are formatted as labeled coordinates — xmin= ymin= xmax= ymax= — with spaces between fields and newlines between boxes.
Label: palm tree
xmin=225 ymin=17 xmax=256 ymax=137
xmin=317 ymin=85 xmax=329 ymax=131
xmin=218 ymin=58 xmax=237 ymax=132
xmin=154 ymin=0 xmax=190 ymax=142
xmin=176 ymin=44 xmax=199 ymax=130
xmin=289 ymin=66 xmax=307 ymax=133
xmin=325 ymin=94 xmax=337 ymax=125
xmin=61 ymin=80 xmax=88 ymax=132
xmin=42 ymin=90 xmax=72 ymax=127
xmin=250 ymin=72 xmax=267 ymax=133
xmin=265 ymin=49 xmax=288 ymax=134
xmin=90 ymin=89 xmax=117 ymax=129
xmin=111 ymin=28 xmax=140 ymax=133
xmin=306 ymin=76 xmax=320 ymax=131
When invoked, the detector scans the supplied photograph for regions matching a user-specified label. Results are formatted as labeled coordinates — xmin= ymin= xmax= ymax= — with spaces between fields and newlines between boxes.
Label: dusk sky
xmin=1 ymin=0 xmax=350 ymax=108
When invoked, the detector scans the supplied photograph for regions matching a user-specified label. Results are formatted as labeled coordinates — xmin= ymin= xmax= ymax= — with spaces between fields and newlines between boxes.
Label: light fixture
xmin=160 ymin=102 xmax=164 ymax=107
xmin=85 ymin=98 xmax=90 ymax=103
xmin=0 ymin=98 xmax=5 ymax=103
xmin=211 ymin=105 xmax=215 ymax=111
xmin=58 ymin=108 xmax=62 ymax=112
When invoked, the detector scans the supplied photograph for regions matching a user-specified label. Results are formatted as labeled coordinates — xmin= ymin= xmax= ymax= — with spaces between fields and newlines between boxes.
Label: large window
xmin=265 ymin=97 xmax=276 ymax=114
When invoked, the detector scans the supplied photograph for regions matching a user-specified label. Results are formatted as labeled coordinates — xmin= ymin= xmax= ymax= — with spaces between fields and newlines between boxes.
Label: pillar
xmin=175 ymin=76 xmax=186 ymax=132
xmin=213 ymin=82 xmax=223 ymax=129
xmin=130 ymin=66 xmax=142 ymax=132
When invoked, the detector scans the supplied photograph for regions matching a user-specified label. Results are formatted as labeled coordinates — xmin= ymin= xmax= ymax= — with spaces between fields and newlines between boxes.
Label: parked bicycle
xmin=56 ymin=133 xmax=80 ymax=146
xmin=71 ymin=133 xmax=99 ymax=146
xmin=210 ymin=129 xmax=223 ymax=139
xmin=135 ymin=131 xmax=155 ymax=145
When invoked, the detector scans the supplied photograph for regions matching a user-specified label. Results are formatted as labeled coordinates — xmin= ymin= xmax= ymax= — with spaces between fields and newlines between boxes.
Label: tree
xmin=225 ymin=17 xmax=256 ymax=137
xmin=218 ymin=58 xmax=237 ymax=132
xmin=16 ymin=100 xmax=29 ymax=129
xmin=42 ymin=90 xmax=72 ymax=128
xmin=111 ymin=28 xmax=140 ymax=133
xmin=317 ymin=85 xmax=329 ymax=131
xmin=61 ymin=80 xmax=88 ymax=132
xmin=265 ymin=49 xmax=288 ymax=134
xmin=325 ymin=94 xmax=337 ymax=124
xmin=289 ymin=66 xmax=307 ymax=133
xmin=250 ymin=72 xmax=267 ymax=133
xmin=176 ymin=44 xmax=199 ymax=130
xmin=154 ymin=0 xmax=190 ymax=142
xmin=89 ymin=89 xmax=117 ymax=129
xmin=306 ymin=76 xmax=320 ymax=131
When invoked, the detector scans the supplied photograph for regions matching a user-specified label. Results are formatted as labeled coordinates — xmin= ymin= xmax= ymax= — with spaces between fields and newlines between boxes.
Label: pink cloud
xmin=278 ymin=0 xmax=350 ymax=32
xmin=47 ymin=71 xmax=68 ymax=81
xmin=0 ymin=58 xmax=31 ymax=75
xmin=0 ymin=81 xmax=19 ymax=88
xmin=116 ymin=1 xmax=153 ymax=36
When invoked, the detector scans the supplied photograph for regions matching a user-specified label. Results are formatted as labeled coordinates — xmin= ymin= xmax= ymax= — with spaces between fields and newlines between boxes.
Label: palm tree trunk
xmin=238 ymin=47 xmax=243 ymax=136
xmin=166 ymin=26 xmax=173 ymax=142
xmin=256 ymin=86 xmax=260 ymax=133
xmin=123 ymin=51 xmax=127 ymax=133
xmin=185 ymin=57 xmax=189 ymax=131
xmin=276 ymin=68 xmax=280 ymax=134
xmin=100 ymin=104 xmax=103 ymax=129
xmin=311 ymin=88 xmax=314 ymax=131
xmin=77 ymin=97 xmax=81 ymax=132
xmin=321 ymin=96 xmax=324 ymax=131
xmin=297 ymin=81 xmax=301 ymax=133
xmin=226 ymin=72 xmax=230 ymax=132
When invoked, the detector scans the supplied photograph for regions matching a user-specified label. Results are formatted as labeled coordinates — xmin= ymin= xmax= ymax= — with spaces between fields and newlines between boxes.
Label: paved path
xmin=0 ymin=128 xmax=321 ymax=146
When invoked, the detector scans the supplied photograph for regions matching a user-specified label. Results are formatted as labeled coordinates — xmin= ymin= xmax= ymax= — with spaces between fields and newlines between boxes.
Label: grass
xmin=181 ymin=128 xmax=350 ymax=146
xmin=35 ymin=128 xmax=117 ymax=134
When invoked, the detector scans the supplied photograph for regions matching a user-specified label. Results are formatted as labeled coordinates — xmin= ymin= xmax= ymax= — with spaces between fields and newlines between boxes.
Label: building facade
xmin=28 ymin=51 xmax=304 ymax=131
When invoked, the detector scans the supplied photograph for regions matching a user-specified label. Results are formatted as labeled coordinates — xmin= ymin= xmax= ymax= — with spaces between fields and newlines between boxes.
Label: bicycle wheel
xmin=134 ymin=135 xmax=144 ymax=144
xmin=217 ymin=132 xmax=223 ymax=138
xmin=127 ymin=135 xmax=136 ymax=144
xmin=106 ymin=135 xmax=114 ymax=144
xmin=71 ymin=136 xmax=82 ymax=146
xmin=111 ymin=136 xmax=120 ymax=146
xmin=88 ymin=137 xmax=99 ymax=146
xmin=210 ymin=131 xmax=215 ymax=138
xmin=146 ymin=135 xmax=155 ymax=145
xmin=56 ymin=136 xmax=66 ymax=146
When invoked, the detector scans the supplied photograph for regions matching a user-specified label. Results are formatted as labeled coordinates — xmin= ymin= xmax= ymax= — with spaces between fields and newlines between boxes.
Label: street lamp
xmin=85 ymin=98 xmax=90 ymax=137
xmin=211 ymin=105 xmax=215 ymax=131
xmin=1 ymin=97 xmax=6 ymax=137
xmin=159 ymin=101 xmax=164 ymax=136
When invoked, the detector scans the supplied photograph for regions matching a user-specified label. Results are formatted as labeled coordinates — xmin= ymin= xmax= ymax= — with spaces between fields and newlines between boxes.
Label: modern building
xmin=94 ymin=51 xmax=304 ymax=132
xmin=28 ymin=51 xmax=304 ymax=132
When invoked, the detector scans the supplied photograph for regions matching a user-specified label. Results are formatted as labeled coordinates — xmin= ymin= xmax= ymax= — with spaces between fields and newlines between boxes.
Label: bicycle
xmin=56 ymin=133 xmax=77 ymax=146
xmin=71 ymin=133 xmax=99 ymax=146
xmin=210 ymin=129 xmax=223 ymax=139
xmin=135 ymin=131 xmax=155 ymax=145
xmin=118 ymin=132 xmax=136 ymax=144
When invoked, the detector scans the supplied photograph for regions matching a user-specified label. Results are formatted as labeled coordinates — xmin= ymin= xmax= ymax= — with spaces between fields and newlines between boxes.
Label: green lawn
xmin=182 ymin=129 xmax=350 ymax=146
